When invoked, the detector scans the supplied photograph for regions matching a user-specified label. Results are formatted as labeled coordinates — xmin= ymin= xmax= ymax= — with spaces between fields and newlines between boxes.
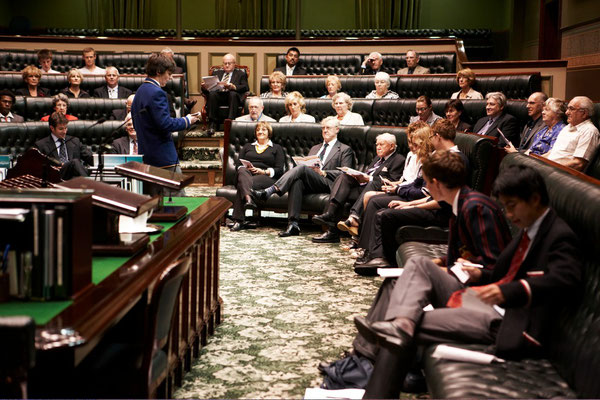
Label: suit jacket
xmin=472 ymin=112 xmax=520 ymax=147
xmin=367 ymin=151 xmax=406 ymax=182
xmin=34 ymin=134 xmax=93 ymax=165
xmin=307 ymin=140 xmax=354 ymax=182
xmin=60 ymin=88 xmax=91 ymax=98
xmin=109 ymin=136 xmax=131 ymax=154
xmin=110 ymin=108 xmax=127 ymax=121
xmin=15 ymin=87 xmax=49 ymax=97
xmin=274 ymin=65 xmax=307 ymax=76
xmin=1 ymin=113 xmax=24 ymax=122
xmin=211 ymin=69 xmax=249 ymax=94
xmin=131 ymin=78 xmax=191 ymax=167
xmin=478 ymin=209 xmax=582 ymax=357
xmin=456 ymin=120 xmax=473 ymax=133
xmin=93 ymin=85 xmax=133 ymax=99
xmin=397 ymin=65 xmax=430 ymax=75
xmin=518 ymin=117 xmax=545 ymax=150
xmin=442 ymin=187 xmax=512 ymax=269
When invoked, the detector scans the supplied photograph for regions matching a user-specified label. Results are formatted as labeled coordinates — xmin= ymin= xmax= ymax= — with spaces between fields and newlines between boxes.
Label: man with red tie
xmin=354 ymin=159 xmax=582 ymax=399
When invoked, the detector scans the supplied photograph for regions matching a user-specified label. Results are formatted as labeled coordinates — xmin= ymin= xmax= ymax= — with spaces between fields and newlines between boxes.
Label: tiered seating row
xmin=260 ymin=73 xmax=542 ymax=100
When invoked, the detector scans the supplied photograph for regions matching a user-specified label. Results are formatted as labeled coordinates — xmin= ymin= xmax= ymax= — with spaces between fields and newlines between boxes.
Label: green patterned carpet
xmin=175 ymin=191 xmax=382 ymax=398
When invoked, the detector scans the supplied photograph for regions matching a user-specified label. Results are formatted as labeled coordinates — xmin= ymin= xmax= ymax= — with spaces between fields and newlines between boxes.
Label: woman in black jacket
xmin=231 ymin=121 xmax=285 ymax=231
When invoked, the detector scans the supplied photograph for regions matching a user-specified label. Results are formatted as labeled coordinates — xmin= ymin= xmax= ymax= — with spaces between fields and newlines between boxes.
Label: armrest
xmin=395 ymin=225 xmax=449 ymax=246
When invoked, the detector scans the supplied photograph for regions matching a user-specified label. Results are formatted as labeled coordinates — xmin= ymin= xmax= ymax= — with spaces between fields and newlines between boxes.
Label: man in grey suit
xmin=253 ymin=117 xmax=355 ymax=237
xmin=518 ymin=92 xmax=547 ymax=150
xmin=472 ymin=92 xmax=520 ymax=147
xmin=0 ymin=90 xmax=24 ymax=122
xmin=397 ymin=50 xmax=430 ymax=75
xmin=34 ymin=112 xmax=93 ymax=179
xmin=110 ymin=115 xmax=137 ymax=154
xmin=235 ymin=97 xmax=276 ymax=122
xmin=93 ymin=67 xmax=133 ymax=99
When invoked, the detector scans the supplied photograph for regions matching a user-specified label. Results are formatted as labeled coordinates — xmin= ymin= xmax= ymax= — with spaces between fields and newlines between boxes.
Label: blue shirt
xmin=528 ymin=121 xmax=566 ymax=155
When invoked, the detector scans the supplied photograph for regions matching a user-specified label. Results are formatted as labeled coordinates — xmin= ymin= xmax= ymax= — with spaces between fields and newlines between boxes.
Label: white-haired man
xmin=94 ymin=66 xmax=132 ymax=99
xmin=235 ymin=97 xmax=276 ymax=122
xmin=360 ymin=52 xmax=384 ymax=75
xmin=546 ymin=95 xmax=600 ymax=172
xmin=397 ymin=50 xmax=430 ymax=75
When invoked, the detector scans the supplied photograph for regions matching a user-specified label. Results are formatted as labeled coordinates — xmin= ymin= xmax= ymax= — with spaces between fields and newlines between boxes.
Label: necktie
xmin=477 ymin=118 xmax=494 ymax=135
xmin=58 ymin=138 xmax=68 ymax=163
xmin=366 ymin=157 xmax=384 ymax=176
xmin=408 ymin=68 xmax=414 ymax=75
xmin=447 ymin=231 xmax=531 ymax=308
xmin=222 ymin=72 xmax=231 ymax=83
xmin=319 ymin=142 xmax=329 ymax=162
xmin=133 ymin=139 xmax=138 ymax=154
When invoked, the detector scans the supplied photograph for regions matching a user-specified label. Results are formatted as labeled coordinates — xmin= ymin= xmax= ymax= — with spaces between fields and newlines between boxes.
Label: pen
xmin=462 ymin=261 xmax=483 ymax=268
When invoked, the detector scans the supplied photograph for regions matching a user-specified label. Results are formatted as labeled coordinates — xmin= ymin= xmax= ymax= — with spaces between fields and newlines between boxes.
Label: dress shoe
xmin=251 ymin=188 xmax=269 ymax=202
xmin=402 ymin=370 xmax=427 ymax=393
xmin=317 ymin=360 xmax=331 ymax=374
xmin=278 ymin=223 xmax=300 ymax=237
xmin=370 ymin=320 xmax=413 ymax=352
xmin=230 ymin=221 xmax=244 ymax=231
xmin=353 ymin=257 xmax=391 ymax=276
xmin=244 ymin=197 xmax=257 ymax=210
xmin=337 ymin=218 xmax=359 ymax=236
xmin=311 ymin=230 xmax=340 ymax=243
xmin=353 ymin=315 xmax=379 ymax=345
xmin=206 ymin=121 xmax=217 ymax=136
xmin=312 ymin=212 xmax=336 ymax=228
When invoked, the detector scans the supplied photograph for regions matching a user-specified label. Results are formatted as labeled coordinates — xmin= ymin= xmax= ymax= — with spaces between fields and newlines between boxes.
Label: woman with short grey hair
xmin=332 ymin=92 xmax=364 ymax=125
xmin=366 ymin=72 xmax=399 ymax=99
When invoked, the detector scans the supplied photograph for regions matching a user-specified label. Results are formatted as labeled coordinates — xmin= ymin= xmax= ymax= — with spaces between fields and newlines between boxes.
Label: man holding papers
xmin=354 ymin=159 xmax=581 ymax=399
xmin=311 ymin=133 xmax=405 ymax=243
xmin=252 ymin=117 xmax=354 ymax=237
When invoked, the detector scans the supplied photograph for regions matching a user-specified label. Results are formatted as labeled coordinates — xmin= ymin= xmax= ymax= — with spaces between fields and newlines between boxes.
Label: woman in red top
xmin=41 ymin=94 xmax=78 ymax=121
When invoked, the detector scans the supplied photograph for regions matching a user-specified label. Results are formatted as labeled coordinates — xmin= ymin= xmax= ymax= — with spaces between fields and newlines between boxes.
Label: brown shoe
xmin=337 ymin=218 xmax=358 ymax=236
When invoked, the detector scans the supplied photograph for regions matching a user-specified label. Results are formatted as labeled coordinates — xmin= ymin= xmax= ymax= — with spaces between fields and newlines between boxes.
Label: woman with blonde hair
xmin=16 ymin=65 xmax=49 ymax=97
xmin=320 ymin=75 xmax=342 ymax=99
xmin=261 ymin=71 xmax=288 ymax=98
xmin=451 ymin=68 xmax=483 ymax=100
xmin=60 ymin=69 xmax=90 ymax=98
xmin=279 ymin=91 xmax=316 ymax=122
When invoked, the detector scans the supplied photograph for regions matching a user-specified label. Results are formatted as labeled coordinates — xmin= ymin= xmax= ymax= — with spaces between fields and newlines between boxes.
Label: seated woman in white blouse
xmin=332 ymin=92 xmax=364 ymax=125
xmin=320 ymin=75 xmax=342 ymax=99
xmin=279 ymin=91 xmax=316 ymax=122
xmin=365 ymin=71 xmax=399 ymax=99
xmin=450 ymin=68 xmax=484 ymax=100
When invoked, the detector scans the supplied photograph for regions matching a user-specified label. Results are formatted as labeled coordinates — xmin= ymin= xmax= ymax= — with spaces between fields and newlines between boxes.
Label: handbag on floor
xmin=320 ymin=353 xmax=374 ymax=389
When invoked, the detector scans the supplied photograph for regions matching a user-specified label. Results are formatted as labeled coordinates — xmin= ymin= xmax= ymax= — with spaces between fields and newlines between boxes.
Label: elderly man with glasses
xmin=546 ymin=96 xmax=600 ymax=172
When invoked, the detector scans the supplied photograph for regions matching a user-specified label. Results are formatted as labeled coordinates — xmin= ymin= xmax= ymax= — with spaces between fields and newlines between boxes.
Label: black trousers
xmin=60 ymin=159 xmax=89 ymax=180
xmin=274 ymin=165 xmax=331 ymax=222
xmin=232 ymin=168 xmax=275 ymax=221
xmin=327 ymin=174 xmax=383 ymax=220
xmin=207 ymin=90 xmax=242 ymax=122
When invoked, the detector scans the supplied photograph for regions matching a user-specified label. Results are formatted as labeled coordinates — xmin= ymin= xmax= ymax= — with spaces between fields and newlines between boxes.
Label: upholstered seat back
xmin=380 ymin=52 xmax=456 ymax=74
xmin=275 ymin=54 xmax=363 ymax=75
xmin=499 ymin=153 xmax=600 ymax=398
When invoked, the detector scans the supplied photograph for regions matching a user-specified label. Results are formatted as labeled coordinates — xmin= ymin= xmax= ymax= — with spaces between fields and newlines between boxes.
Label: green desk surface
xmin=0 ymin=196 xmax=208 ymax=325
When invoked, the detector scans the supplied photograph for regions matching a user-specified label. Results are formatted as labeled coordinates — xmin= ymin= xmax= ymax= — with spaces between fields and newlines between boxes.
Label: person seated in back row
xmin=274 ymin=47 xmax=307 ymax=76
xmin=37 ymin=49 xmax=60 ymax=74
xmin=332 ymin=93 xmax=364 ymax=125
xmin=365 ymin=72 xmax=399 ymax=99
xmin=409 ymin=95 xmax=442 ymax=126
xmin=93 ymin=67 xmax=133 ymax=99
xmin=235 ymin=97 xmax=276 ymax=122
xmin=472 ymin=91 xmax=520 ymax=147
xmin=397 ymin=50 xmax=430 ymax=75
xmin=78 ymin=47 xmax=105 ymax=75
xmin=360 ymin=52 xmax=384 ymax=75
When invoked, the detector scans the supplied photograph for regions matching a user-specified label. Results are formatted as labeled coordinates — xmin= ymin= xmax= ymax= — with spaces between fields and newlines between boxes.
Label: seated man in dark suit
xmin=472 ymin=91 xmax=520 ymax=147
xmin=34 ymin=112 xmax=93 ymax=179
xmin=356 ymin=162 xmax=581 ymax=399
xmin=93 ymin=67 xmax=133 ymax=99
xmin=273 ymin=47 xmax=307 ymax=76
xmin=325 ymin=150 xmax=510 ymax=385
xmin=202 ymin=53 xmax=249 ymax=135
xmin=253 ymin=117 xmax=355 ymax=237
xmin=0 ymin=90 xmax=24 ymax=122
xmin=312 ymin=133 xmax=405 ymax=243
xmin=109 ymin=114 xmax=137 ymax=154
xmin=359 ymin=52 xmax=384 ymax=75
xmin=110 ymin=94 xmax=135 ymax=121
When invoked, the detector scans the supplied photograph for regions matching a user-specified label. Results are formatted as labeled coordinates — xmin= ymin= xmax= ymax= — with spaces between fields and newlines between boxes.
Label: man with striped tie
xmin=203 ymin=53 xmax=249 ymax=135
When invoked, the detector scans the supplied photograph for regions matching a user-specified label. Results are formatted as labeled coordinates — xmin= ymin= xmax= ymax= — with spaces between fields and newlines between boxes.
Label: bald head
xmin=223 ymin=54 xmax=236 ymax=73
xmin=527 ymin=92 xmax=547 ymax=120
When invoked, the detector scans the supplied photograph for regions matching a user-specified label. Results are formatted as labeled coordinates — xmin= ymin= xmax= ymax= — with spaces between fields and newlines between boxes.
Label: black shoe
xmin=312 ymin=212 xmax=336 ymax=228
xmin=353 ymin=257 xmax=391 ymax=276
xmin=370 ymin=320 xmax=413 ymax=353
xmin=317 ymin=361 xmax=331 ymax=374
xmin=251 ymin=188 xmax=269 ymax=202
xmin=279 ymin=223 xmax=300 ymax=237
xmin=312 ymin=230 xmax=340 ymax=243
xmin=230 ymin=221 xmax=244 ymax=231
xmin=402 ymin=370 xmax=427 ymax=394
xmin=244 ymin=198 xmax=257 ymax=210
xmin=206 ymin=121 xmax=217 ymax=136
xmin=353 ymin=315 xmax=379 ymax=345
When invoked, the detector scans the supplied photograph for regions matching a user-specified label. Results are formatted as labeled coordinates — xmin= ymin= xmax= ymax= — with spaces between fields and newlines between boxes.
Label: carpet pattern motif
xmin=174 ymin=196 xmax=381 ymax=398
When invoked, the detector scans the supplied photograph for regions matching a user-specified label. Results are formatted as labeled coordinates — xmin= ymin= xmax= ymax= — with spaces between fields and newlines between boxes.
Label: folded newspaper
xmin=293 ymin=155 xmax=322 ymax=168
xmin=431 ymin=344 xmax=505 ymax=364
xmin=337 ymin=166 xmax=369 ymax=178
xmin=239 ymin=159 xmax=254 ymax=168
xmin=202 ymin=75 xmax=219 ymax=92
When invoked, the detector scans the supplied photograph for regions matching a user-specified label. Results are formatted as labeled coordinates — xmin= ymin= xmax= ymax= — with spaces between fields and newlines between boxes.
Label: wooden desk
xmin=18 ymin=196 xmax=231 ymax=397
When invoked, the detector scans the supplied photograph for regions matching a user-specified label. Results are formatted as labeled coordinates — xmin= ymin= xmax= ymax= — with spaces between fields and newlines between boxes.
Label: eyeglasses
xmin=567 ymin=106 xmax=584 ymax=112
xmin=416 ymin=107 xmax=430 ymax=112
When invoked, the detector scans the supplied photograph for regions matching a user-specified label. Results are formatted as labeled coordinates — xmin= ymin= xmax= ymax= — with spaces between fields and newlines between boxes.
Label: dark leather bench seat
xmin=0 ymin=51 xmax=186 ymax=76
xmin=260 ymin=73 xmax=541 ymax=101
xmin=394 ymin=153 xmax=600 ymax=398
xmin=215 ymin=121 xmax=496 ymax=218
xmin=0 ymin=120 xmax=127 ymax=158
xmin=254 ymin=98 xmax=529 ymax=132
xmin=21 ymin=97 xmax=126 ymax=121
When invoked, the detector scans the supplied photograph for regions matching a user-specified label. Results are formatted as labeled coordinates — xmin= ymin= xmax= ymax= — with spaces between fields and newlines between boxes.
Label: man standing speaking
xmin=132 ymin=53 xmax=198 ymax=193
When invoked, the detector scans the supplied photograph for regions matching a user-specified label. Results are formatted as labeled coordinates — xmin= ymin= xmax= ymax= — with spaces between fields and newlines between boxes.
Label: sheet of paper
xmin=293 ymin=155 xmax=322 ymax=168
xmin=202 ymin=75 xmax=219 ymax=91
xmin=337 ymin=166 xmax=369 ymax=178
xmin=450 ymin=263 xmax=469 ymax=283
xmin=119 ymin=211 xmax=151 ymax=233
xmin=431 ymin=344 xmax=505 ymax=364
xmin=304 ymin=387 xmax=365 ymax=399
xmin=240 ymin=159 xmax=254 ymax=168
xmin=377 ymin=268 xmax=403 ymax=278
